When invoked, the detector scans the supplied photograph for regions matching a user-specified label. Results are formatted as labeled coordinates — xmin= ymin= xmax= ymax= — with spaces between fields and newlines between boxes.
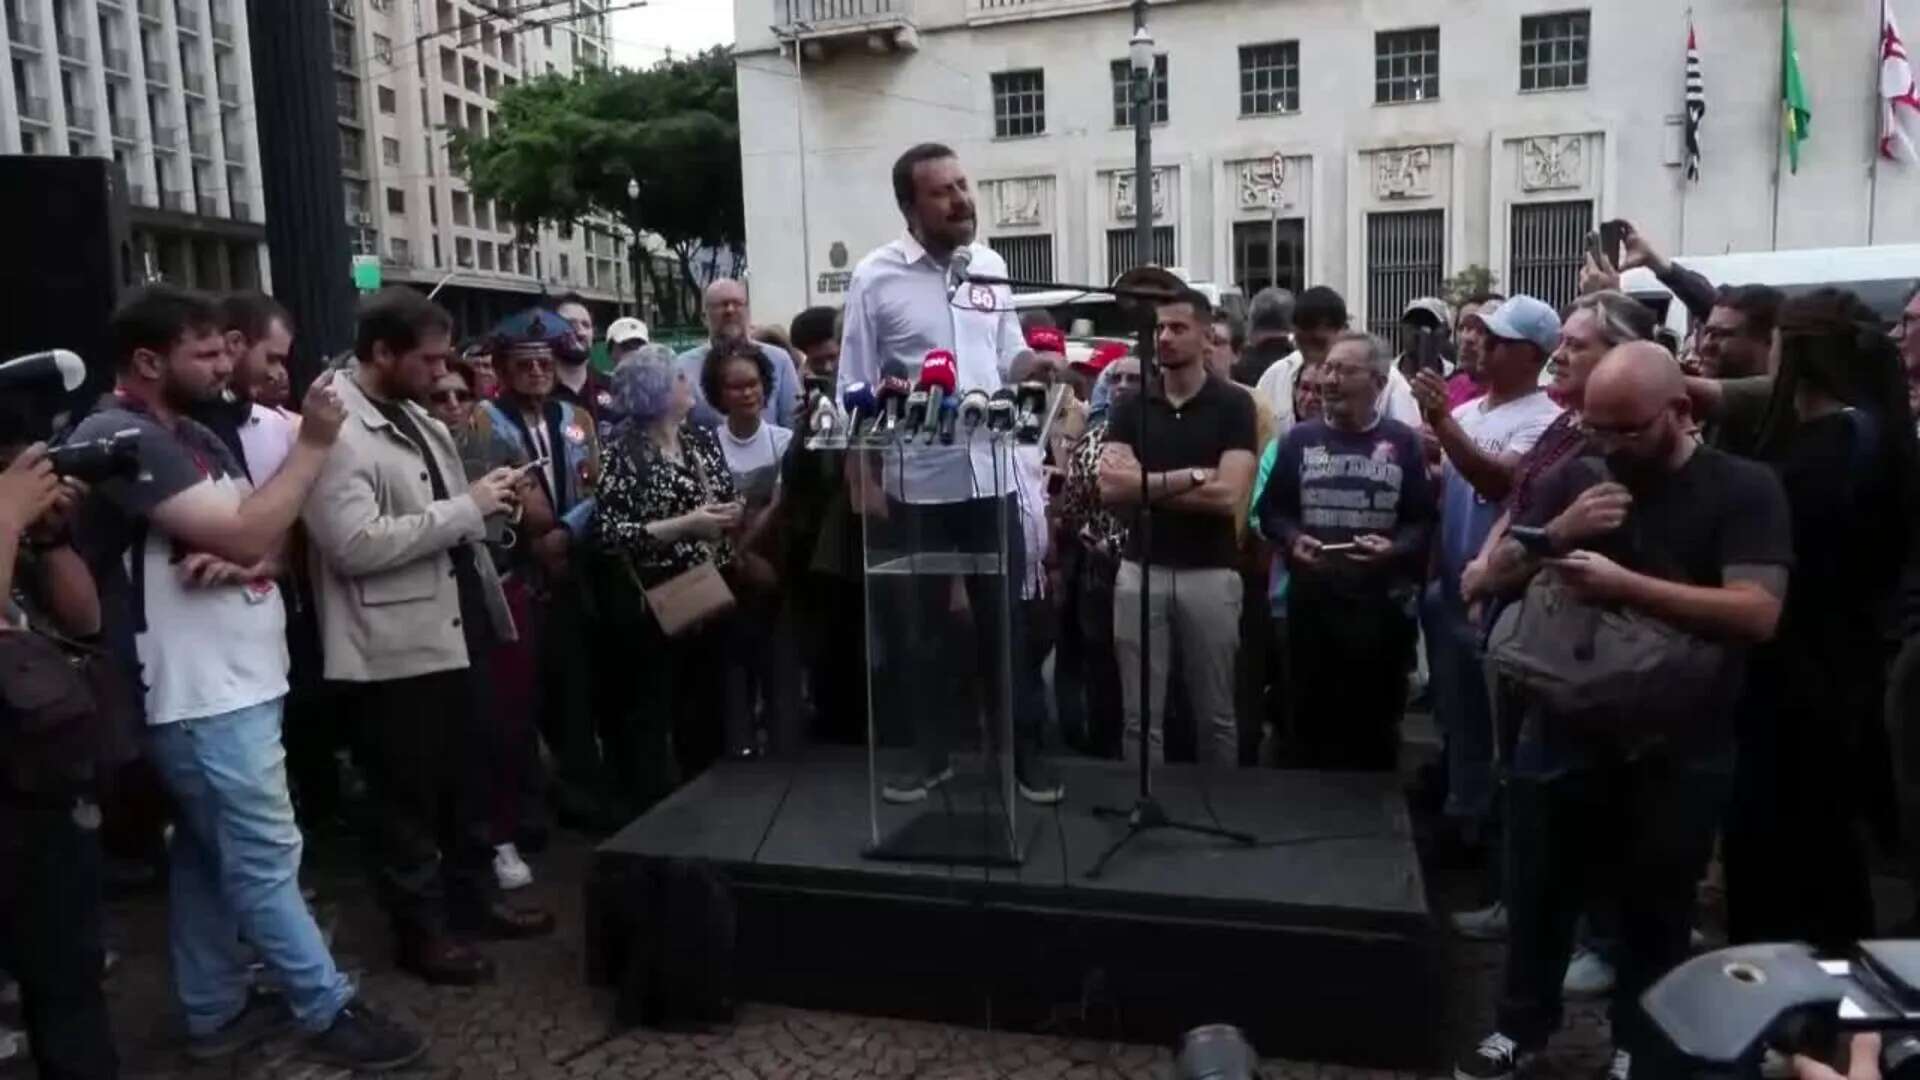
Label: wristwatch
xmin=1189 ymin=468 xmax=1207 ymax=489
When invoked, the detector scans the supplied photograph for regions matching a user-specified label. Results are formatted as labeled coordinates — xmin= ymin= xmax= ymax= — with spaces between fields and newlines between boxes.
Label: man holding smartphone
xmin=1258 ymin=332 xmax=1436 ymax=770
xmin=304 ymin=288 xmax=555 ymax=988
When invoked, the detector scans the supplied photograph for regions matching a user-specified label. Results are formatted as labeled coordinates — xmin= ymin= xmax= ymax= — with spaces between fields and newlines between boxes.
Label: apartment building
xmin=2 ymin=0 xmax=266 ymax=290
xmin=330 ymin=0 xmax=632 ymax=333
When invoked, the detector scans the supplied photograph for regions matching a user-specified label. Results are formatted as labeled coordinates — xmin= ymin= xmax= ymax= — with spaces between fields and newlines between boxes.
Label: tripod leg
xmin=1084 ymin=824 xmax=1145 ymax=880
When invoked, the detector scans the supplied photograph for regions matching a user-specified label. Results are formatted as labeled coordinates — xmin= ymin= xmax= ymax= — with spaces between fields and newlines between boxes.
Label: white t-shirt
xmin=1253 ymin=349 xmax=1424 ymax=441
xmin=238 ymin=403 xmax=299 ymax=484
xmin=717 ymin=421 xmax=793 ymax=482
xmin=1438 ymin=390 xmax=1564 ymax=577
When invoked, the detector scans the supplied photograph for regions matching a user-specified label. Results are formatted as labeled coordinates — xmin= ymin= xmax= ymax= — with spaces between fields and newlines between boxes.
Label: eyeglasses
xmin=1110 ymin=372 xmax=1143 ymax=386
xmin=430 ymin=389 xmax=474 ymax=405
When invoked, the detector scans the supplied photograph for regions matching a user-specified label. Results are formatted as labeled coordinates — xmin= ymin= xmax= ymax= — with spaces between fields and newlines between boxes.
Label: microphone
xmin=809 ymin=390 xmax=842 ymax=439
xmin=956 ymin=389 xmax=991 ymax=434
xmin=843 ymin=381 xmax=878 ymax=438
xmin=986 ymin=388 xmax=1017 ymax=434
xmin=946 ymin=246 xmax=973 ymax=301
xmin=917 ymin=350 xmax=957 ymax=446
xmin=934 ymin=397 xmax=960 ymax=444
xmin=0 ymin=349 xmax=86 ymax=393
xmin=876 ymin=360 xmax=911 ymax=439
xmin=1013 ymin=381 xmax=1049 ymax=441
xmin=903 ymin=390 xmax=932 ymax=439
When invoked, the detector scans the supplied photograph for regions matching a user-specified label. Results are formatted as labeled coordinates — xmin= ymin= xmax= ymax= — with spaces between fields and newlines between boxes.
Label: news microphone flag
xmin=1882 ymin=1 xmax=1919 ymax=165
xmin=1685 ymin=16 xmax=1706 ymax=181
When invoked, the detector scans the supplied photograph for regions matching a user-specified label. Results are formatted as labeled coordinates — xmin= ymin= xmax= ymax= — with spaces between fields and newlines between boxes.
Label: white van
xmin=1620 ymin=244 xmax=1920 ymax=340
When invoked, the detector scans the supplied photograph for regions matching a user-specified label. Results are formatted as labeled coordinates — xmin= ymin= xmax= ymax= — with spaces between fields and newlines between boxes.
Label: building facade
xmin=736 ymin=0 xmax=1920 ymax=331
xmin=3 ymin=0 xmax=267 ymax=289
xmin=329 ymin=0 xmax=633 ymax=332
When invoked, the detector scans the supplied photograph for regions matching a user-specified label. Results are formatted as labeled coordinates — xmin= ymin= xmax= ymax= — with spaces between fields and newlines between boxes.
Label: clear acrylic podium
xmin=853 ymin=438 xmax=1031 ymax=867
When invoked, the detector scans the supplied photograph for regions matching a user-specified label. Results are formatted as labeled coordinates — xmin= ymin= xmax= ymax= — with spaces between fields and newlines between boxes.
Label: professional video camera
xmin=48 ymin=429 xmax=143 ymax=484
xmin=1645 ymin=941 xmax=1920 ymax=1077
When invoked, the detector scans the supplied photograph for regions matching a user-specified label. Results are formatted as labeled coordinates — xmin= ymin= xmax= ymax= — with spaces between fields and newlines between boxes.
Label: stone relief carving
xmin=1112 ymin=167 xmax=1172 ymax=222
xmin=985 ymin=176 xmax=1050 ymax=229
xmin=1235 ymin=156 xmax=1303 ymax=212
xmin=1520 ymin=135 xmax=1586 ymax=191
xmin=1373 ymin=147 xmax=1434 ymax=200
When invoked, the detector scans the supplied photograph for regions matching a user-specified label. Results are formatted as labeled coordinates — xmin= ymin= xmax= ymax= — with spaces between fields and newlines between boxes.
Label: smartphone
xmin=1597 ymin=220 xmax=1625 ymax=267
xmin=1509 ymin=524 xmax=1554 ymax=557
xmin=1414 ymin=327 xmax=1444 ymax=374
xmin=517 ymin=456 xmax=551 ymax=477
xmin=1318 ymin=541 xmax=1359 ymax=554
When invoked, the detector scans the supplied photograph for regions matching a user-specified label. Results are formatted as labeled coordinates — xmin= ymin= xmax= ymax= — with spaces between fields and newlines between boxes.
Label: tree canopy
xmin=451 ymin=47 xmax=742 ymax=322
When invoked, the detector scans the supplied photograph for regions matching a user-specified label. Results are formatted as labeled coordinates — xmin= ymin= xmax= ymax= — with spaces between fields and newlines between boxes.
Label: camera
xmin=48 ymin=429 xmax=142 ymax=484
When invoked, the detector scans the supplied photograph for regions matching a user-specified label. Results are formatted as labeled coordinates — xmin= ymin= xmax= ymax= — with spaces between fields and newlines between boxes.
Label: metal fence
xmin=989 ymin=235 xmax=1053 ymax=290
xmin=781 ymin=0 xmax=898 ymax=22
xmin=1508 ymin=200 xmax=1591 ymax=315
xmin=1364 ymin=209 xmax=1445 ymax=340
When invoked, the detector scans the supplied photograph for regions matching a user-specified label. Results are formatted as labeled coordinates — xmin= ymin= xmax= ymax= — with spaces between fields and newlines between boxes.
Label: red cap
xmin=1026 ymin=327 xmax=1067 ymax=355
xmin=1071 ymin=341 xmax=1130 ymax=374
xmin=918 ymin=349 xmax=958 ymax=392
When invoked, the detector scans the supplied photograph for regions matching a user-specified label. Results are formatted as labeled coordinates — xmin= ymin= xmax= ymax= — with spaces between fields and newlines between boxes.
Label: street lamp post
xmin=627 ymin=176 xmax=641 ymax=320
xmin=1129 ymin=4 xmax=1154 ymax=274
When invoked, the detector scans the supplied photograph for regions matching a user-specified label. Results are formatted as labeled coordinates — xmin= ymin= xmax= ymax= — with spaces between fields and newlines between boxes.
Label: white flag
xmin=1883 ymin=2 xmax=1920 ymax=163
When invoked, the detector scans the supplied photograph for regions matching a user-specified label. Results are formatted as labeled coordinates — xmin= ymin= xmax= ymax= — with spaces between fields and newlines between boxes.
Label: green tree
xmin=1441 ymin=264 xmax=1499 ymax=310
xmin=450 ymin=47 xmax=743 ymax=324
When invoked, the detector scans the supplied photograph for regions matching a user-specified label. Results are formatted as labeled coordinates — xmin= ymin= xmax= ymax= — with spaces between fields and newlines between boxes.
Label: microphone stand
xmin=967 ymin=271 xmax=1256 ymax=878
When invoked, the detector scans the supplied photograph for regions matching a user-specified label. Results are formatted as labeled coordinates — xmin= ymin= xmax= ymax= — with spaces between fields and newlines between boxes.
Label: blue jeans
xmin=1421 ymin=579 xmax=1495 ymax=822
xmin=147 ymin=698 xmax=353 ymax=1036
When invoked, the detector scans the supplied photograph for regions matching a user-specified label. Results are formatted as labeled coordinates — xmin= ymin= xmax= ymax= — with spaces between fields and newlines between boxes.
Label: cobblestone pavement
xmin=32 ymin=813 xmax=1633 ymax=1080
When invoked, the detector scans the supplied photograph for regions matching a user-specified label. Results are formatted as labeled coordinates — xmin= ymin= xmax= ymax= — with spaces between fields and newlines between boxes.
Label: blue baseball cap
xmin=1469 ymin=295 xmax=1561 ymax=356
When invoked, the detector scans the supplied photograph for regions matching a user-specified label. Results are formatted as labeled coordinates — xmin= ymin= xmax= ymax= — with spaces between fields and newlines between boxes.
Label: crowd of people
xmin=2 ymin=138 xmax=1920 ymax=1080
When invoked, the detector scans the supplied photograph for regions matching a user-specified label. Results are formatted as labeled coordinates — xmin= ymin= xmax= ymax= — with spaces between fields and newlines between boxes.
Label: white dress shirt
xmin=238 ymin=403 xmax=299 ymax=484
xmin=838 ymin=234 xmax=1027 ymax=504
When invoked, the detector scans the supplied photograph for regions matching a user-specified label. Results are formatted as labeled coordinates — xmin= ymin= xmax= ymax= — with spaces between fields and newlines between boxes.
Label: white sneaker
xmin=493 ymin=843 xmax=533 ymax=891
xmin=1563 ymin=945 xmax=1617 ymax=999
xmin=0 ymin=1021 xmax=25 ymax=1064
xmin=1605 ymin=1049 xmax=1632 ymax=1080
xmin=1455 ymin=1031 xmax=1528 ymax=1080
xmin=1451 ymin=901 xmax=1509 ymax=940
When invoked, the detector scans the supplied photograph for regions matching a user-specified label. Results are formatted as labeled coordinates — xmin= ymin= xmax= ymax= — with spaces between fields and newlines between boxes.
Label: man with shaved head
xmin=676 ymin=278 xmax=802 ymax=429
xmin=1455 ymin=343 xmax=1793 ymax=1080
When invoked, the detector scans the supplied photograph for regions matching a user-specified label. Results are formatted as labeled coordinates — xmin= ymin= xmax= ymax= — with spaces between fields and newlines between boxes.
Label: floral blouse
xmin=1061 ymin=415 xmax=1129 ymax=561
xmin=594 ymin=422 xmax=738 ymax=586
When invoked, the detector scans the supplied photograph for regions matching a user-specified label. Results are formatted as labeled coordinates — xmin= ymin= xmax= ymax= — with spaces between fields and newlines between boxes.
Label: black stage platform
xmin=587 ymin=751 xmax=1442 ymax=1068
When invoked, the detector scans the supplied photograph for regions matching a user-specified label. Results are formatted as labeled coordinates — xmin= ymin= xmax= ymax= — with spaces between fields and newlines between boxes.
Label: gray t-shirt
xmin=72 ymin=407 xmax=289 ymax=724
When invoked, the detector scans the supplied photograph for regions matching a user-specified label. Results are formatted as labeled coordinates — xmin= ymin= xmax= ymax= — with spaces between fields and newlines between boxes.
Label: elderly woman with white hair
xmin=594 ymin=346 xmax=746 ymax=804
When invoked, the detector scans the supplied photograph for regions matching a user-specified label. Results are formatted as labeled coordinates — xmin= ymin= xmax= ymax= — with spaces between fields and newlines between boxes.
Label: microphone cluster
xmin=804 ymin=353 xmax=1053 ymax=450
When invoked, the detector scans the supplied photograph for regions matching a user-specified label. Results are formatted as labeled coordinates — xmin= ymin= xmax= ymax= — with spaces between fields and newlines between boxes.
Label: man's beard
xmin=162 ymin=375 xmax=222 ymax=412
xmin=1604 ymin=428 xmax=1676 ymax=489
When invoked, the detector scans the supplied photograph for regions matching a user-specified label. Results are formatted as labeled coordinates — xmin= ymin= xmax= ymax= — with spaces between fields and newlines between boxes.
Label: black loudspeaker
xmin=0 ymin=155 xmax=134 ymax=406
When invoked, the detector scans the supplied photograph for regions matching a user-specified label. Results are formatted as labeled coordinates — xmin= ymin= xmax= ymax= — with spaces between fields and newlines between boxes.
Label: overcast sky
xmin=609 ymin=2 xmax=736 ymax=68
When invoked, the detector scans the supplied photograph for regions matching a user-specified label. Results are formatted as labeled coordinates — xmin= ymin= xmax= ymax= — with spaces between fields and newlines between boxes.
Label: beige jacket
xmin=302 ymin=365 xmax=515 ymax=683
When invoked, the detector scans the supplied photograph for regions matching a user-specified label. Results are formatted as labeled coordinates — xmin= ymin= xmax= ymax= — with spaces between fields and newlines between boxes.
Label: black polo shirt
xmin=1105 ymin=374 xmax=1258 ymax=569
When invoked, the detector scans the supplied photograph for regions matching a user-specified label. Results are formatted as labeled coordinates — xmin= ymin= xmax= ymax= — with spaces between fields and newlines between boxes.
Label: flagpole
xmin=1870 ymin=0 xmax=1884 ymax=244
xmin=1770 ymin=0 xmax=1786 ymax=251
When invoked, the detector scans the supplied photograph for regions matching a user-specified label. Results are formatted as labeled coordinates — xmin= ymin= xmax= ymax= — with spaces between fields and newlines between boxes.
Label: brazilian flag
xmin=1781 ymin=0 xmax=1812 ymax=173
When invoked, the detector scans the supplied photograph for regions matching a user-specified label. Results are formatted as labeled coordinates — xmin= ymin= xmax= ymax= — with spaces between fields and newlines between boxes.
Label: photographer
xmin=0 ymin=427 xmax=119 ymax=1079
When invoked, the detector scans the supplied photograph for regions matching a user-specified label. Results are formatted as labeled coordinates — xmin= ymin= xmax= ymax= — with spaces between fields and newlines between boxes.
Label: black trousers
xmin=537 ymin=579 xmax=600 ymax=816
xmin=873 ymin=496 xmax=1036 ymax=773
xmin=0 ymin=796 xmax=117 ymax=1079
xmin=333 ymin=667 xmax=497 ymax=942
xmin=794 ymin=568 xmax=868 ymax=745
xmin=1499 ymin=755 xmax=1728 ymax=1063
xmin=1077 ymin=547 xmax=1124 ymax=760
xmin=601 ymin=607 xmax=737 ymax=811
xmin=1287 ymin=577 xmax=1415 ymax=772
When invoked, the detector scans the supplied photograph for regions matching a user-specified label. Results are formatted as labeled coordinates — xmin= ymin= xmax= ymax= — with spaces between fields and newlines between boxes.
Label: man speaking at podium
xmin=837 ymin=142 xmax=1062 ymax=807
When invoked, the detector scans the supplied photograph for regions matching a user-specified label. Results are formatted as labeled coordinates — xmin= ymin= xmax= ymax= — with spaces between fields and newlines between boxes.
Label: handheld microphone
xmin=986 ymin=388 xmax=1017 ymax=434
xmin=842 ymin=382 xmax=877 ymax=438
xmin=945 ymin=247 xmax=973 ymax=301
xmin=956 ymin=389 xmax=991 ymax=434
xmin=876 ymin=360 xmax=911 ymax=439
xmin=0 ymin=349 xmax=87 ymax=393
xmin=1013 ymin=381 xmax=1049 ymax=442
xmin=934 ymin=397 xmax=960 ymax=444
xmin=917 ymin=350 xmax=957 ymax=445
xmin=903 ymin=390 xmax=932 ymax=438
